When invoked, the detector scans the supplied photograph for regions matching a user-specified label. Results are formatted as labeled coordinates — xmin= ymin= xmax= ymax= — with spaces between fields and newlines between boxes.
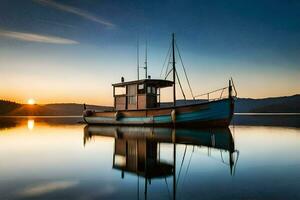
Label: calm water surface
xmin=0 ymin=117 xmax=300 ymax=200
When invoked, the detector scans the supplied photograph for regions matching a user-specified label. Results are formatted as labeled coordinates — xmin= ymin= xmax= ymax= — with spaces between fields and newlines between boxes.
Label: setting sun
xmin=27 ymin=98 xmax=36 ymax=105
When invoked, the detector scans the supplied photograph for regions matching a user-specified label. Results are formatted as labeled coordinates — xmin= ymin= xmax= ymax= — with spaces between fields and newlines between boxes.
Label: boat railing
xmin=194 ymin=86 xmax=230 ymax=102
xmin=194 ymin=78 xmax=237 ymax=102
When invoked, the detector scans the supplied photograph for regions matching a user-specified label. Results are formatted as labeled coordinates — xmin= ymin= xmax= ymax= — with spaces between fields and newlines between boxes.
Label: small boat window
xmin=147 ymin=86 xmax=156 ymax=94
xmin=138 ymin=84 xmax=145 ymax=94
xmin=128 ymin=84 xmax=137 ymax=104
xmin=128 ymin=85 xmax=137 ymax=95
xmin=138 ymin=84 xmax=144 ymax=90
xmin=115 ymin=87 xmax=126 ymax=95
xmin=152 ymin=87 xmax=156 ymax=94
xmin=147 ymin=86 xmax=152 ymax=94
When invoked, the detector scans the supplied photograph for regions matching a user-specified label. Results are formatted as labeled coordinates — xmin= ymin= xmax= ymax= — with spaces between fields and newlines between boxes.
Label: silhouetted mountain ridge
xmin=236 ymin=94 xmax=300 ymax=113
xmin=0 ymin=100 xmax=21 ymax=115
xmin=0 ymin=102 xmax=113 ymax=116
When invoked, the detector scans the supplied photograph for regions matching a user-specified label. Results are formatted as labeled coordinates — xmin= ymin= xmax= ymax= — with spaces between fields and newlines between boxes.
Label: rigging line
xmin=165 ymin=68 xmax=172 ymax=80
xmin=194 ymin=149 xmax=231 ymax=166
xmin=175 ymin=42 xmax=195 ymax=99
xmin=165 ymin=52 xmax=172 ymax=79
xmin=232 ymin=150 xmax=240 ymax=176
xmin=176 ymin=70 xmax=186 ymax=100
xmin=164 ymin=177 xmax=172 ymax=200
xmin=230 ymin=77 xmax=238 ymax=97
xmin=180 ymin=146 xmax=194 ymax=196
xmin=220 ymin=88 xmax=225 ymax=99
xmin=220 ymin=150 xmax=226 ymax=164
xmin=183 ymin=147 xmax=194 ymax=186
xmin=160 ymin=42 xmax=172 ymax=77
xmin=176 ymin=145 xmax=188 ymax=187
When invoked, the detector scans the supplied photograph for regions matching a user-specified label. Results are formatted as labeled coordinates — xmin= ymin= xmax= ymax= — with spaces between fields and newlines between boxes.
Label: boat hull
xmin=83 ymin=98 xmax=234 ymax=127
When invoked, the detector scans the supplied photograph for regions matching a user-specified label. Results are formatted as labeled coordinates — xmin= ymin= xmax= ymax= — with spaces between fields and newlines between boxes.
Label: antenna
xmin=144 ymin=40 xmax=148 ymax=79
xmin=137 ymin=39 xmax=139 ymax=80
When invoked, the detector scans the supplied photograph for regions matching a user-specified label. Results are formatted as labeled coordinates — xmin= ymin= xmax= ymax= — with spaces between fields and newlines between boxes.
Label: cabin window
xmin=138 ymin=84 xmax=145 ymax=94
xmin=115 ymin=87 xmax=126 ymax=95
xmin=128 ymin=85 xmax=136 ymax=95
xmin=127 ymin=84 xmax=137 ymax=104
xmin=138 ymin=84 xmax=144 ymax=90
xmin=147 ymin=86 xmax=156 ymax=94
xmin=147 ymin=86 xmax=151 ymax=94
xmin=152 ymin=87 xmax=156 ymax=94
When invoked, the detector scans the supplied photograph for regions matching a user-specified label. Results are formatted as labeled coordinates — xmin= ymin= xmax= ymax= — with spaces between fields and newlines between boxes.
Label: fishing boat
xmin=83 ymin=34 xmax=237 ymax=127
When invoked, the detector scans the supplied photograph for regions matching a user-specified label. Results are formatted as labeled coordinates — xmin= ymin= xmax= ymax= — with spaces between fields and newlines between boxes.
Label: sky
xmin=0 ymin=0 xmax=299 ymax=105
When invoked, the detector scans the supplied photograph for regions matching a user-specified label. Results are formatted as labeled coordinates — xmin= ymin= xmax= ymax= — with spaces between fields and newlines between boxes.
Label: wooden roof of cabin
xmin=112 ymin=79 xmax=173 ymax=88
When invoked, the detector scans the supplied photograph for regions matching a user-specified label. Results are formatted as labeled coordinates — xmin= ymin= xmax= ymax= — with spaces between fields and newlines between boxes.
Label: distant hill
xmin=8 ymin=104 xmax=56 ymax=116
xmin=0 ymin=100 xmax=21 ymax=115
xmin=1 ymin=103 xmax=113 ymax=116
xmin=0 ymin=94 xmax=299 ymax=116
xmin=235 ymin=94 xmax=300 ymax=113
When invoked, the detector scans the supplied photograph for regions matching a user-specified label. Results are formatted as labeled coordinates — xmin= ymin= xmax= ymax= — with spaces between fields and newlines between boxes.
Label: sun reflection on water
xmin=27 ymin=119 xmax=35 ymax=130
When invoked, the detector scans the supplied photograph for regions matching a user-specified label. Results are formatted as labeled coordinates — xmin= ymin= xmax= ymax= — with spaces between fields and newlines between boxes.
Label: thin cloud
xmin=34 ymin=0 xmax=115 ymax=28
xmin=0 ymin=29 xmax=79 ymax=44
xmin=19 ymin=181 xmax=79 ymax=197
xmin=37 ymin=19 xmax=76 ymax=29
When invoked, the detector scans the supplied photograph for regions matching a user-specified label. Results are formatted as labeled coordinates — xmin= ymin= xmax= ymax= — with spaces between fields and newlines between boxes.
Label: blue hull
xmin=84 ymin=98 xmax=234 ymax=127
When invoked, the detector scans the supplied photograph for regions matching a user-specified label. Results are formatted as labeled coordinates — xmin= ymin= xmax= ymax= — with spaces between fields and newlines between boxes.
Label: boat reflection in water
xmin=84 ymin=126 xmax=239 ymax=199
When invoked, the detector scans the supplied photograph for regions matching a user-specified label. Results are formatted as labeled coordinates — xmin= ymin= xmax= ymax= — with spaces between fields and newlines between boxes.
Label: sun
xmin=27 ymin=98 xmax=36 ymax=105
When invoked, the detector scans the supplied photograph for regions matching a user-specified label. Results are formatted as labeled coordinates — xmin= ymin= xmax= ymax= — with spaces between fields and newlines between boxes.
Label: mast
xmin=144 ymin=40 xmax=148 ymax=79
xmin=137 ymin=39 xmax=140 ymax=80
xmin=172 ymin=33 xmax=176 ymax=107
